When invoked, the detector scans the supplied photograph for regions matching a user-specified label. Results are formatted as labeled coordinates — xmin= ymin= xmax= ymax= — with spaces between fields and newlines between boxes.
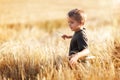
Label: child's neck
xmin=75 ymin=26 xmax=84 ymax=32
xmin=80 ymin=25 xmax=84 ymax=29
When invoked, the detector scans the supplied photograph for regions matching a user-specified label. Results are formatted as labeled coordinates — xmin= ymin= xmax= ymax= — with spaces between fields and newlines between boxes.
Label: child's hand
xmin=61 ymin=34 xmax=69 ymax=40
xmin=69 ymin=54 xmax=78 ymax=66
xmin=61 ymin=35 xmax=72 ymax=40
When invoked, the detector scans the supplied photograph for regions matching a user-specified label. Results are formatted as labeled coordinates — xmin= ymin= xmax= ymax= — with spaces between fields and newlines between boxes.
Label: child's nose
xmin=69 ymin=25 xmax=72 ymax=28
xmin=69 ymin=24 xmax=72 ymax=27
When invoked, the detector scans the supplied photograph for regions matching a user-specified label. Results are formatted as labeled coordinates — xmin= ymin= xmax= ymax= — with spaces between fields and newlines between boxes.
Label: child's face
xmin=67 ymin=17 xmax=81 ymax=31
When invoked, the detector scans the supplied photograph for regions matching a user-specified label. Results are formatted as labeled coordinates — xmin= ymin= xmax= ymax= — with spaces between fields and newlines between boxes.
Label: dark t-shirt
xmin=69 ymin=28 xmax=88 ymax=56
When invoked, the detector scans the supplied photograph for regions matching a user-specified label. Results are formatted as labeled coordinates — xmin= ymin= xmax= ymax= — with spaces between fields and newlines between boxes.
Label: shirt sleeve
xmin=77 ymin=32 xmax=88 ymax=51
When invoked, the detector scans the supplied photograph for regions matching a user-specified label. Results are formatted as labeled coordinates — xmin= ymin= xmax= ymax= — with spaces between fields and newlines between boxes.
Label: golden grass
xmin=0 ymin=22 xmax=120 ymax=80
xmin=0 ymin=0 xmax=120 ymax=80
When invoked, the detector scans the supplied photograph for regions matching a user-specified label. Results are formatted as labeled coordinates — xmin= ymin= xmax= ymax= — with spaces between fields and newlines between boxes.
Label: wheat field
xmin=0 ymin=0 xmax=120 ymax=80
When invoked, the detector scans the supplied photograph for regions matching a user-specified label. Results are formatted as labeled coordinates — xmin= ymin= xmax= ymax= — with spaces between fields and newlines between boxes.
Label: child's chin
xmin=71 ymin=29 xmax=75 ymax=31
xmin=70 ymin=29 xmax=74 ymax=31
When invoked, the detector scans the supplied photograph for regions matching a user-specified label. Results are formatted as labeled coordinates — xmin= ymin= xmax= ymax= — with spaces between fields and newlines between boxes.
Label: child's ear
xmin=78 ymin=22 xmax=83 ymax=26
xmin=79 ymin=21 xmax=84 ymax=26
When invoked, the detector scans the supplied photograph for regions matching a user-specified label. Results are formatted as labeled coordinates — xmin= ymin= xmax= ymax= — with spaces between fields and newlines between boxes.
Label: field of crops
xmin=0 ymin=0 xmax=120 ymax=80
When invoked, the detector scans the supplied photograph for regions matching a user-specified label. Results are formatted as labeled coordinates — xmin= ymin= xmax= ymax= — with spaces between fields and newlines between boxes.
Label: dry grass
xmin=0 ymin=0 xmax=120 ymax=80
xmin=0 ymin=23 xmax=120 ymax=80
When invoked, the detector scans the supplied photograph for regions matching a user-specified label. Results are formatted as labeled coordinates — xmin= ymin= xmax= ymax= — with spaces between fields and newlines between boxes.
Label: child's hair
xmin=68 ymin=8 xmax=86 ymax=25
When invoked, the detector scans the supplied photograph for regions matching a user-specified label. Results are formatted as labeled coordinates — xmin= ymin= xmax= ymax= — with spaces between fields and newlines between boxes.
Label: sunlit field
xmin=0 ymin=0 xmax=120 ymax=80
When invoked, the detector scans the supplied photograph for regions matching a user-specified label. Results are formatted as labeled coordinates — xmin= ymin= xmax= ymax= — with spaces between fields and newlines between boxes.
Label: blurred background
xmin=0 ymin=0 xmax=119 ymax=44
xmin=0 ymin=0 xmax=119 ymax=24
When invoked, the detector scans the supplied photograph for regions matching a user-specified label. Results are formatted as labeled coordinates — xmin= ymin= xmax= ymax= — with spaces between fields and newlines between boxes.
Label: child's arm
xmin=61 ymin=34 xmax=72 ymax=40
xmin=69 ymin=48 xmax=89 ymax=65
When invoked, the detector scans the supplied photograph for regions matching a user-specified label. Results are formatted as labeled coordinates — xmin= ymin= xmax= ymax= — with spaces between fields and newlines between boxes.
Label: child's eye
xmin=68 ymin=21 xmax=73 ymax=24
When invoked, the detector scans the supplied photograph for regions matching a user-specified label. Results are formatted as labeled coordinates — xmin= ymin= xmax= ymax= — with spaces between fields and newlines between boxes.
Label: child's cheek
xmin=71 ymin=24 xmax=75 ymax=28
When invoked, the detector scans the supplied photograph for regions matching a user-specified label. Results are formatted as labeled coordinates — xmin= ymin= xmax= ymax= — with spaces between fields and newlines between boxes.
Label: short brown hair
xmin=68 ymin=9 xmax=86 ymax=25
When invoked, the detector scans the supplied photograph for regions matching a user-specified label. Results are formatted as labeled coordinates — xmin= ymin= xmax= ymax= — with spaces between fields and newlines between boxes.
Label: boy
xmin=62 ymin=9 xmax=89 ymax=66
